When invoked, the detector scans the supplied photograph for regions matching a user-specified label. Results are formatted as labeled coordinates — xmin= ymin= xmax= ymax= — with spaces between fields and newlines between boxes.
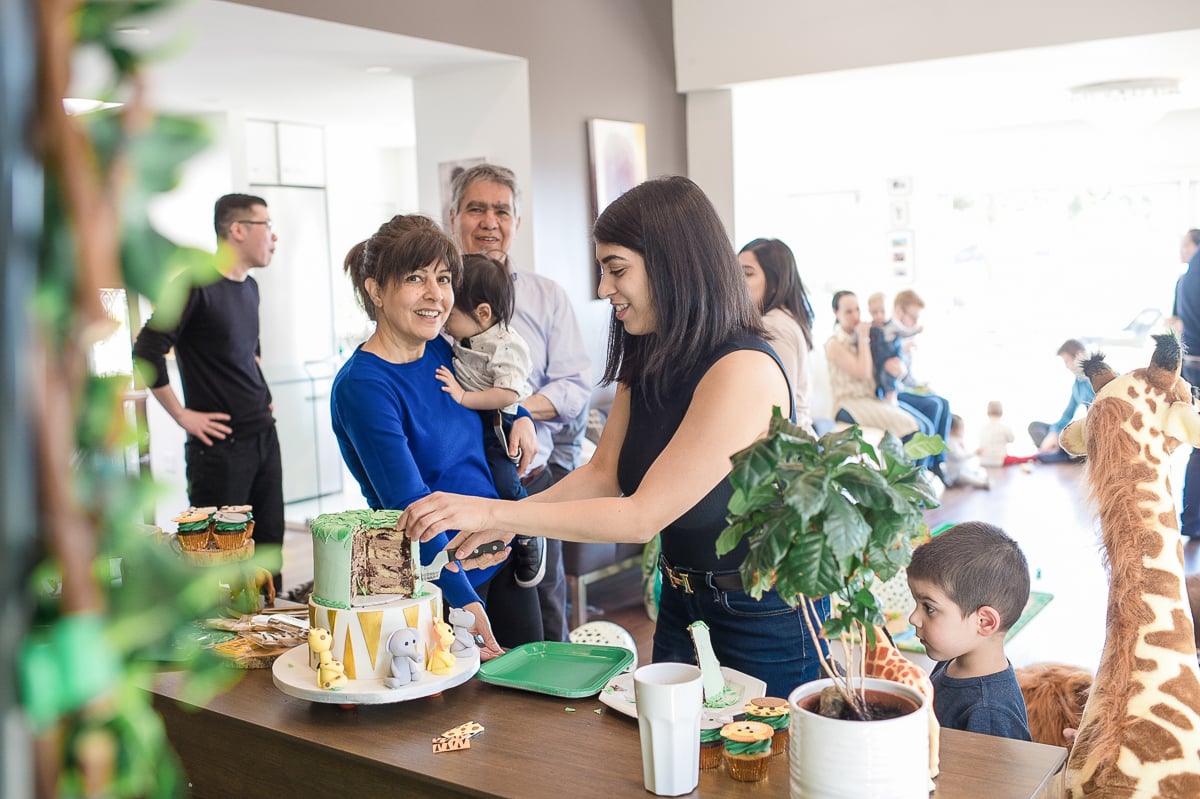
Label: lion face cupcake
xmin=172 ymin=509 xmax=212 ymax=551
xmin=719 ymin=720 xmax=773 ymax=781
xmin=744 ymin=696 xmax=790 ymax=755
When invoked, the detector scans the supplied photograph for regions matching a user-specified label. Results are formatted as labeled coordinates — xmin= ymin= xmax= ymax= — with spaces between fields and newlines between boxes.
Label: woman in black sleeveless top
xmin=401 ymin=176 xmax=828 ymax=697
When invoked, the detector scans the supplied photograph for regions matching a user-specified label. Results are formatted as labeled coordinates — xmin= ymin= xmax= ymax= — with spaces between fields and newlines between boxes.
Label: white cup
xmin=633 ymin=662 xmax=703 ymax=796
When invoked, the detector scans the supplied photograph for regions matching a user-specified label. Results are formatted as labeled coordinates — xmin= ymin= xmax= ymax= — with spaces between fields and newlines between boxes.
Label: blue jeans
xmin=480 ymin=411 xmax=527 ymax=501
xmin=898 ymin=391 xmax=951 ymax=469
xmin=652 ymin=572 xmax=829 ymax=699
xmin=1181 ymin=365 xmax=1200 ymax=537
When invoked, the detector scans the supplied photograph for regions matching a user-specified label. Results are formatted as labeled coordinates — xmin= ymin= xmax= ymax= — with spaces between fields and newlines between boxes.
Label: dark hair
xmin=592 ymin=176 xmax=763 ymax=406
xmin=831 ymin=290 xmax=856 ymax=313
xmin=455 ymin=254 xmax=515 ymax=327
xmin=739 ymin=238 xmax=814 ymax=350
xmin=1189 ymin=229 xmax=1200 ymax=248
xmin=214 ymin=193 xmax=267 ymax=239
xmin=450 ymin=163 xmax=521 ymax=217
xmin=907 ymin=521 xmax=1030 ymax=630
xmin=1057 ymin=339 xmax=1086 ymax=358
xmin=343 ymin=214 xmax=462 ymax=323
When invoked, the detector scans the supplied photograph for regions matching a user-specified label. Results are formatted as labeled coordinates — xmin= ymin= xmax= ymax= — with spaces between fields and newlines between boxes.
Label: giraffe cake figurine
xmin=1053 ymin=333 xmax=1200 ymax=798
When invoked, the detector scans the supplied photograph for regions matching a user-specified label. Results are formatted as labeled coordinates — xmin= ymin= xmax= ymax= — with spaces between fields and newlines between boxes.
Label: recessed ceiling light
xmin=365 ymin=66 xmax=393 ymax=75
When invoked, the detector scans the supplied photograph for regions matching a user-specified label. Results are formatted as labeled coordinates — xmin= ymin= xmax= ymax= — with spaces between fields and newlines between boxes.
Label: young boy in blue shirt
xmin=906 ymin=522 xmax=1032 ymax=741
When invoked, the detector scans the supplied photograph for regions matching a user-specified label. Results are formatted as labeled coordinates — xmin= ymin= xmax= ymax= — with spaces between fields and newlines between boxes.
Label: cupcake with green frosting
xmin=173 ymin=509 xmax=212 ymax=551
xmin=744 ymin=696 xmax=790 ymax=755
xmin=699 ymin=718 xmax=725 ymax=769
xmin=212 ymin=510 xmax=251 ymax=550
xmin=720 ymin=720 xmax=773 ymax=781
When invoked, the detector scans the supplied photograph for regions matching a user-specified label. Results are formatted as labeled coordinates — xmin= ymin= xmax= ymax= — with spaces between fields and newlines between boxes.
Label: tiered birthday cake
xmin=307 ymin=510 xmax=441 ymax=681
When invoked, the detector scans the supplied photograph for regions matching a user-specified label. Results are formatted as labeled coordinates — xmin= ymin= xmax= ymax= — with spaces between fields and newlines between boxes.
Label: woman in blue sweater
xmin=332 ymin=214 xmax=542 ymax=657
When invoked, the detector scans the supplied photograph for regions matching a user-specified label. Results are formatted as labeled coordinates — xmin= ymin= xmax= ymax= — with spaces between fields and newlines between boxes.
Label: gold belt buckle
xmin=666 ymin=567 xmax=694 ymax=594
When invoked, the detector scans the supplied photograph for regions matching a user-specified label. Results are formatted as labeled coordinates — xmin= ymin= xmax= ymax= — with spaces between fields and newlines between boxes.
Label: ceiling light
xmin=63 ymin=98 xmax=124 ymax=116
xmin=1069 ymin=77 xmax=1181 ymax=132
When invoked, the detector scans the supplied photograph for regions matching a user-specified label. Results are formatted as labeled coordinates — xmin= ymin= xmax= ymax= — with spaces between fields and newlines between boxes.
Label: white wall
xmin=325 ymin=123 xmax=418 ymax=354
xmin=412 ymin=60 xmax=534 ymax=272
xmin=686 ymin=90 xmax=735 ymax=237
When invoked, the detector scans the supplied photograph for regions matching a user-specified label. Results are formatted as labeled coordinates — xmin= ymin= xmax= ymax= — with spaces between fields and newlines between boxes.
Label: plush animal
xmin=862 ymin=627 xmax=940 ymax=784
xmin=1015 ymin=662 xmax=1093 ymax=748
xmin=383 ymin=628 xmax=423 ymax=689
xmin=307 ymin=626 xmax=347 ymax=691
xmin=1187 ymin=573 xmax=1200 ymax=659
xmin=1048 ymin=334 xmax=1200 ymax=798
xmin=427 ymin=619 xmax=456 ymax=675
xmin=447 ymin=607 xmax=476 ymax=658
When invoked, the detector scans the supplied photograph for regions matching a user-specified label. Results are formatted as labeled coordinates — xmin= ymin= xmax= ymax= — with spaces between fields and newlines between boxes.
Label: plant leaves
xmin=819 ymin=492 xmax=871 ymax=560
xmin=903 ymin=432 xmax=947 ymax=461
xmin=780 ymin=464 xmax=827 ymax=519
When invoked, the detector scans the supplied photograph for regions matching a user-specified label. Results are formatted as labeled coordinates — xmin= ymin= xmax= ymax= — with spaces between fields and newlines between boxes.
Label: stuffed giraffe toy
xmin=863 ymin=627 xmax=940 ymax=784
xmin=1050 ymin=333 xmax=1200 ymax=798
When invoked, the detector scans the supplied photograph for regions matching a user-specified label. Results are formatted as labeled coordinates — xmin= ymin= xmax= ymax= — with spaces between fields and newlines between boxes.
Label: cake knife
xmin=418 ymin=540 xmax=507 ymax=582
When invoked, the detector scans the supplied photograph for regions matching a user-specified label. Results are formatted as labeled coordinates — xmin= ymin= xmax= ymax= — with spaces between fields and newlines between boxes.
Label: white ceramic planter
xmin=788 ymin=677 xmax=931 ymax=799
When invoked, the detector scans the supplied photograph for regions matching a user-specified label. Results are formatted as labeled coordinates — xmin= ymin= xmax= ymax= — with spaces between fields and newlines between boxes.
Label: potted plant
xmin=717 ymin=409 xmax=944 ymax=798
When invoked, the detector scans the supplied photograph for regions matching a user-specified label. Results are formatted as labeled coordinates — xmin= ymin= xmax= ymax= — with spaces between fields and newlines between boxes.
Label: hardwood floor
xmin=587 ymin=459 xmax=1200 ymax=673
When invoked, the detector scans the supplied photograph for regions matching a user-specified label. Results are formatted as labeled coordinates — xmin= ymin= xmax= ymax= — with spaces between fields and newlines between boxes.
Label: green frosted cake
xmin=310 ymin=510 xmax=416 ymax=610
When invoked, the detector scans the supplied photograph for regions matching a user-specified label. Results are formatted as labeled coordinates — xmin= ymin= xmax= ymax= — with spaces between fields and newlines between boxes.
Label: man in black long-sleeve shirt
xmin=133 ymin=193 xmax=285 ymax=589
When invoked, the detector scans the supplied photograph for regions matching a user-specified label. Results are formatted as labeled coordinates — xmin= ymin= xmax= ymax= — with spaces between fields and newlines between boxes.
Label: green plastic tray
xmin=476 ymin=641 xmax=634 ymax=698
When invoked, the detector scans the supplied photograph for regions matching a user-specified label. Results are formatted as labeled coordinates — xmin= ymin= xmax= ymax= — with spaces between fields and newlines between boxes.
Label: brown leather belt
xmin=658 ymin=553 xmax=743 ymax=594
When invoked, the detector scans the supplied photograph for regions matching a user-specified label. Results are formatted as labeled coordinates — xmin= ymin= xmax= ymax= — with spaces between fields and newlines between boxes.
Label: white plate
xmin=597 ymin=666 xmax=767 ymax=723
xmin=272 ymin=643 xmax=479 ymax=705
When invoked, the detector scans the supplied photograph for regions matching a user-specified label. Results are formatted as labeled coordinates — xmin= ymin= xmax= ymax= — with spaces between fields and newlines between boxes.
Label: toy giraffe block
xmin=864 ymin=627 xmax=940 ymax=785
xmin=1053 ymin=334 xmax=1200 ymax=799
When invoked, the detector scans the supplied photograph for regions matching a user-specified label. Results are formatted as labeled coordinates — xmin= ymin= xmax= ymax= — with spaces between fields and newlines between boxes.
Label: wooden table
xmin=149 ymin=669 xmax=1065 ymax=798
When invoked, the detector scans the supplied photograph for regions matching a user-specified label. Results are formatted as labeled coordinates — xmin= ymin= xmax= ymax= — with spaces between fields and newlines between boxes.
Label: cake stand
xmin=272 ymin=643 xmax=479 ymax=705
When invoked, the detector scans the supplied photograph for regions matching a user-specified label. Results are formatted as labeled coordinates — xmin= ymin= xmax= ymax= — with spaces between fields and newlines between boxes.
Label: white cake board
xmin=272 ymin=643 xmax=479 ymax=705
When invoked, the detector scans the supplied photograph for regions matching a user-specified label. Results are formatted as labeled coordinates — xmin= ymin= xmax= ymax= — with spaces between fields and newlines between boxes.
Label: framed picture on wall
xmin=890 ymin=230 xmax=915 ymax=281
xmin=438 ymin=157 xmax=487 ymax=231
xmin=587 ymin=118 xmax=648 ymax=222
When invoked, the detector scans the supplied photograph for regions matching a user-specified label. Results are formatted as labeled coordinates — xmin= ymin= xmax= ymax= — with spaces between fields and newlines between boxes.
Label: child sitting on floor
xmin=907 ymin=522 xmax=1033 ymax=741
xmin=943 ymin=415 xmax=990 ymax=489
xmin=977 ymin=401 xmax=1035 ymax=467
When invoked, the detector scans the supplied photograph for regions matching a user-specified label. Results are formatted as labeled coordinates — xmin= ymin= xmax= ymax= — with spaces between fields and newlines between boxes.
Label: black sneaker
xmin=512 ymin=535 xmax=546 ymax=588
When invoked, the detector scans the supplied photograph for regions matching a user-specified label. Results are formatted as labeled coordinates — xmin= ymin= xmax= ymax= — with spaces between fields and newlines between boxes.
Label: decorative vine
xmin=22 ymin=1 xmax=263 ymax=795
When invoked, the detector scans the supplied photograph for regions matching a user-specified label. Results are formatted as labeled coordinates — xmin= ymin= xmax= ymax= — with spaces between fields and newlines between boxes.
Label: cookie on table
xmin=744 ymin=696 xmax=790 ymax=755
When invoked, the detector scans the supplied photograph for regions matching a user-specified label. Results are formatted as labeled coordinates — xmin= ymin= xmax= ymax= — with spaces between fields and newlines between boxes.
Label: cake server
xmin=418 ymin=540 xmax=507 ymax=582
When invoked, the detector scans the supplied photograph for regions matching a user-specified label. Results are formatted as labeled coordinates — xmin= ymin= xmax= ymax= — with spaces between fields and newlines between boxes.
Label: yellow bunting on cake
xmin=342 ymin=630 xmax=357 ymax=678
xmin=403 ymin=605 xmax=421 ymax=629
xmin=359 ymin=611 xmax=384 ymax=669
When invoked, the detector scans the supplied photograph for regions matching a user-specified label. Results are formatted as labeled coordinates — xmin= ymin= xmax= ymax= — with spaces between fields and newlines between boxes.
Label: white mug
xmin=633 ymin=662 xmax=703 ymax=796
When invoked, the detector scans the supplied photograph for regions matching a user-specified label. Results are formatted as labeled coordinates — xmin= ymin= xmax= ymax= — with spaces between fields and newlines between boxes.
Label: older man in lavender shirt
xmin=450 ymin=164 xmax=592 ymax=641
